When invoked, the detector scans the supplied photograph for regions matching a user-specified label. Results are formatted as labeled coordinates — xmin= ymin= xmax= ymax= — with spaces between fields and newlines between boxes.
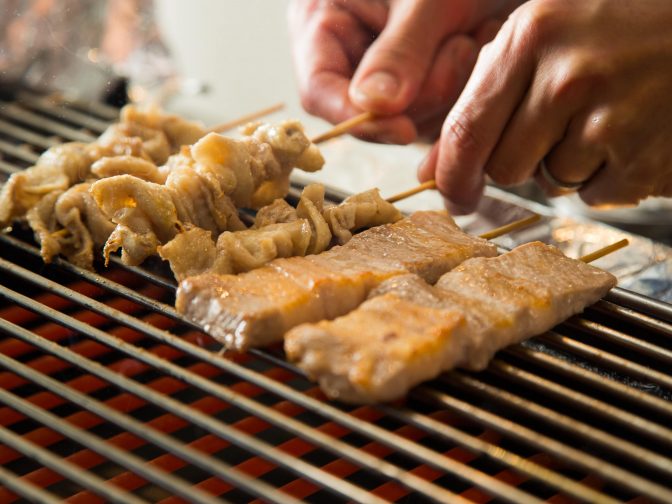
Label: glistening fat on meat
xmin=284 ymin=242 xmax=617 ymax=404
xmin=176 ymin=211 xmax=498 ymax=351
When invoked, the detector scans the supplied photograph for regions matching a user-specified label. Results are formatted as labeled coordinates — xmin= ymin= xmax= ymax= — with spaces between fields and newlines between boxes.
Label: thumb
xmin=349 ymin=1 xmax=455 ymax=115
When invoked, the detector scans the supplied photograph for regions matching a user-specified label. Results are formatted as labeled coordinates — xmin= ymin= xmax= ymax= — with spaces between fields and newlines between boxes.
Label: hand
xmin=288 ymin=0 xmax=518 ymax=144
xmin=419 ymin=0 xmax=672 ymax=214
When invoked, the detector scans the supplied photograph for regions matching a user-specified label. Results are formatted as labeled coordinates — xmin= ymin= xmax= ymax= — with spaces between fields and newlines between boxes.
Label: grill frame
xmin=1 ymin=91 xmax=672 ymax=503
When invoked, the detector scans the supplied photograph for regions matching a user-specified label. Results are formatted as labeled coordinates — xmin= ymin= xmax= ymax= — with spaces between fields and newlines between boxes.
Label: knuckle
xmin=374 ymin=32 xmax=429 ymax=68
xmin=487 ymin=162 xmax=520 ymax=186
xmin=442 ymin=110 xmax=484 ymax=154
xmin=510 ymin=0 xmax=561 ymax=46
xmin=547 ymin=54 xmax=605 ymax=106
xmin=581 ymin=113 xmax=614 ymax=146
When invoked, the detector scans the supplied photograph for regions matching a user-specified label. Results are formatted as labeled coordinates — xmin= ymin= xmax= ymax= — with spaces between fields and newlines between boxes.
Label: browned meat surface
xmin=160 ymin=183 xmax=402 ymax=281
xmin=26 ymin=182 xmax=115 ymax=269
xmin=91 ymin=121 xmax=324 ymax=266
xmin=285 ymin=242 xmax=617 ymax=404
xmin=176 ymin=211 xmax=497 ymax=351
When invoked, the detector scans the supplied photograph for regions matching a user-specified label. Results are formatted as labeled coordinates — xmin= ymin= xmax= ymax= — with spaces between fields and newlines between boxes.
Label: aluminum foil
xmin=0 ymin=0 xmax=176 ymax=102
xmin=456 ymin=186 xmax=672 ymax=303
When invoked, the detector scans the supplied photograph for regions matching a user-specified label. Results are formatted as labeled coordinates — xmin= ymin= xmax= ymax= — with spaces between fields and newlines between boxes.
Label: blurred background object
xmin=0 ymin=0 xmax=177 ymax=105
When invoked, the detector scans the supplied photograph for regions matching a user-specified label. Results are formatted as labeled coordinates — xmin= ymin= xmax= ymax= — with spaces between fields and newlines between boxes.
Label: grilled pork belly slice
xmin=176 ymin=211 xmax=498 ymax=351
xmin=285 ymin=242 xmax=617 ymax=404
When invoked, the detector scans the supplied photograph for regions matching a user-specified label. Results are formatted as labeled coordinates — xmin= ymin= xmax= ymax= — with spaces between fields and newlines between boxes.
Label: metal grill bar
xmin=0 ymin=422 xmax=148 ymax=504
xmin=0 ymin=320 xmax=298 ymax=504
xmin=379 ymin=406 xmax=618 ymax=504
xmin=605 ymin=289 xmax=672 ymax=323
xmin=0 ymin=138 xmax=39 ymax=164
xmin=0 ymin=283 xmax=402 ymax=504
xmin=15 ymin=92 xmax=110 ymax=133
xmin=565 ymin=318 xmax=672 ymax=365
xmin=2 ymin=242 xmax=669 ymax=502
xmin=0 ymin=249 xmax=588 ymax=504
xmin=0 ymin=384 xmax=206 ymax=504
xmin=508 ymin=345 xmax=672 ymax=418
xmin=416 ymin=381 xmax=672 ymax=501
xmin=0 ymin=261 xmax=486 ymax=504
xmin=0 ymin=235 xmax=178 ymax=318
xmin=541 ymin=331 xmax=672 ymax=389
xmin=0 ymin=161 xmax=20 ymax=174
xmin=0 ymin=118 xmax=58 ymax=149
xmin=0 ymin=465 xmax=62 ymax=504
xmin=0 ymin=102 xmax=96 ymax=142
xmin=488 ymin=359 xmax=672 ymax=447
xmin=29 ymin=91 xmax=121 ymax=121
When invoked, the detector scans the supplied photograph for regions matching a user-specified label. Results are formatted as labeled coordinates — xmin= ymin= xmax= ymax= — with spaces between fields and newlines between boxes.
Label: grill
xmin=1 ymin=91 xmax=672 ymax=504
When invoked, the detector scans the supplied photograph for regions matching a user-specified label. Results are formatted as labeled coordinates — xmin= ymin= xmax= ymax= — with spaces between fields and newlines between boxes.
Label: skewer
xmin=208 ymin=103 xmax=285 ymax=133
xmin=580 ymin=239 xmax=629 ymax=263
xmin=386 ymin=180 xmax=437 ymax=203
xmin=478 ymin=214 xmax=542 ymax=240
xmin=311 ymin=112 xmax=376 ymax=144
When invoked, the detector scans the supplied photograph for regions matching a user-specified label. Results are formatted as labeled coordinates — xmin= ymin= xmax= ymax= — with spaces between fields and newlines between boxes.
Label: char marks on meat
xmin=285 ymin=242 xmax=617 ymax=403
xmin=176 ymin=211 xmax=498 ymax=351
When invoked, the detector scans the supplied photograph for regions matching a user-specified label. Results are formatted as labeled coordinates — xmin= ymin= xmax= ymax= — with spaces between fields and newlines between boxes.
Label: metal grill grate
xmin=1 ymin=91 xmax=672 ymax=503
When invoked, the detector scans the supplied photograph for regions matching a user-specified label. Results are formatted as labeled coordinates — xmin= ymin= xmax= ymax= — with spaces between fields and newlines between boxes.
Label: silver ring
xmin=539 ymin=159 xmax=584 ymax=191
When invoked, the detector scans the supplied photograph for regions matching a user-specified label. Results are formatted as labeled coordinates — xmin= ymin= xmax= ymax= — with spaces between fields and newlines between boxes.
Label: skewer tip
xmin=311 ymin=111 xmax=376 ymax=144
xmin=580 ymin=238 xmax=629 ymax=263
xmin=209 ymin=103 xmax=285 ymax=133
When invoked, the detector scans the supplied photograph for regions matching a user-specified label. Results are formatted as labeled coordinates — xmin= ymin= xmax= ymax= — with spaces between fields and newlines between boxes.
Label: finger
xmin=409 ymin=35 xmax=479 ymax=127
xmin=433 ymin=16 xmax=537 ymax=213
xmin=484 ymin=72 xmax=587 ymax=188
xmin=289 ymin=3 xmax=417 ymax=143
xmin=349 ymin=0 xmax=459 ymax=114
xmin=535 ymin=113 xmax=608 ymax=198
xmin=577 ymin=164 xmax=644 ymax=207
xmin=417 ymin=142 xmax=440 ymax=182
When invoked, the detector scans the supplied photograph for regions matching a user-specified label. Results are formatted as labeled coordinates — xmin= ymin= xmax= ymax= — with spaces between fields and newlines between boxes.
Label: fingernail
xmin=353 ymin=71 xmax=400 ymax=104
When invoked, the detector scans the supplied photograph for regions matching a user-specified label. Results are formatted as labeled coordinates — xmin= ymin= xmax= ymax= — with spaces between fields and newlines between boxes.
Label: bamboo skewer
xmin=386 ymin=180 xmax=437 ymax=203
xmin=580 ymin=239 xmax=629 ymax=263
xmin=209 ymin=103 xmax=285 ymax=133
xmin=206 ymin=107 xmax=625 ymax=265
xmin=311 ymin=111 xmax=376 ymax=144
xmin=478 ymin=214 xmax=542 ymax=240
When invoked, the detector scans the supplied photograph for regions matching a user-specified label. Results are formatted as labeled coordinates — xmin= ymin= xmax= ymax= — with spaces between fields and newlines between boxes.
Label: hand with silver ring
xmin=536 ymin=158 xmax=586 ymax=195
xmin=418 ymin=0 xmax=672 ymax=214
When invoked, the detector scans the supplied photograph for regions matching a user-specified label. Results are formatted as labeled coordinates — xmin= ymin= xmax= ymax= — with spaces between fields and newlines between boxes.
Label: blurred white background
xmin=155 ymin=0 xmax=441 ymax=212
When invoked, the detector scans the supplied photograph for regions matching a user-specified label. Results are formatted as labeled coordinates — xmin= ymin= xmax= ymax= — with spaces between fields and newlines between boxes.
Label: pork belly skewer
xmin=158 ymin=183 xmax=403 ymax=281
xmin=175 ymin=210 xmax=515 ymax=351
xmin=285 ymin=240 xmax=627 ymax=404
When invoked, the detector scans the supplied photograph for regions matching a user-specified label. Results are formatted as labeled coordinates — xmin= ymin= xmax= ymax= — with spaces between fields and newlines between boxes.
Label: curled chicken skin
xmin=159 ymin=183 xmax=402 ymax=281
xmin=0 ymin=104 xmax=207 ymax=230
xmin=91 ymin=121 xmax=324 ymax=266
xmin=26 ymin=182 xmax=115 ymax=269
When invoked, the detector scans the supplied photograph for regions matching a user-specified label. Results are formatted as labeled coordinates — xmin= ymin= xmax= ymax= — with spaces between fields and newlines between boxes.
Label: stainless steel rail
xmin=1 ymin=92 xmax=672 ymax=503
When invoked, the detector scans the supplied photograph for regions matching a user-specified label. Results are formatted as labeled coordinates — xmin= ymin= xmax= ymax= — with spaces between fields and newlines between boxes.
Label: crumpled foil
xmin=457 ymin=186 xmax=672 ymax=303
xmin=0 ymin=0 xmax=176 ymax=103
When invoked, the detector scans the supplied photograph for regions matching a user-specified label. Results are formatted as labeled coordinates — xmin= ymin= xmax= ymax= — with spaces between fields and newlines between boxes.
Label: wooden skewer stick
xmin=386 ymin=180 xmax=437 ymax=203
xmin=311 ymin=111 xmax=376 ymax=144
xmin=209 ymin=103 xmax=285 ymax=133
xmin=478 ymin=214 xmax=542 ymax=240
xmin=580 ymin=239 xmax=629 ymax=263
